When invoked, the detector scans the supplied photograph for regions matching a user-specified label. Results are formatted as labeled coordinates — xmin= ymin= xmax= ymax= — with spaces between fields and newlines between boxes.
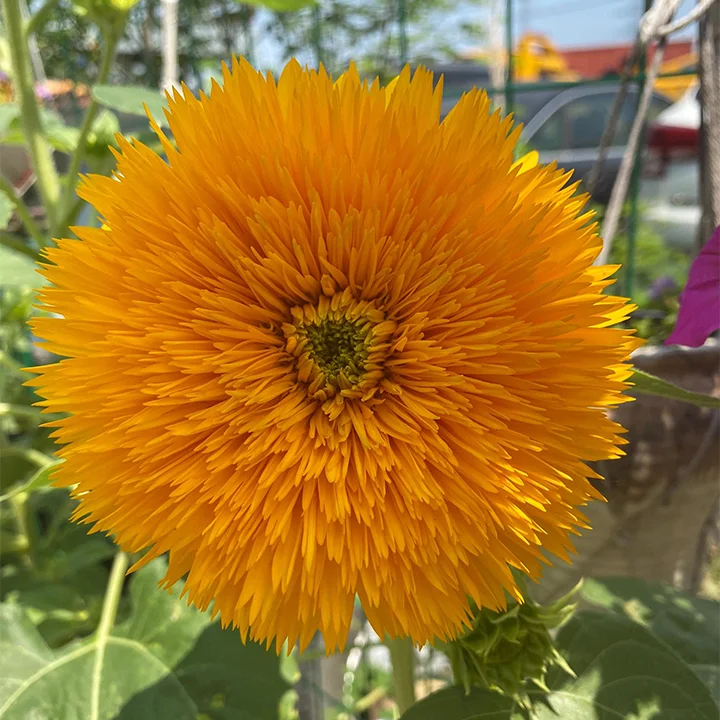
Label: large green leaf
xmin=630 ymin=369 xmax=720 ymax=408
xmin=2 ymin=108 xmax=80 ymax=153
xmin=539 ymin=611 xmax=719 ymax=719
xmin=581 ymin=577 xmax=720 ymax=665
xmin=403 ymin=611 xmax=719 ymax=720
xmin=692 ymin=665 xmax=720 ymax=707
xmin=0 ymin=246 xmax=44 ymax=288
xmin=0 ymin=557 xmax=289 ymax=719
xmin=401 ymin=686 xmax=517 ymax=719
xmin=92 ymin=85 xmax=170 ymax=128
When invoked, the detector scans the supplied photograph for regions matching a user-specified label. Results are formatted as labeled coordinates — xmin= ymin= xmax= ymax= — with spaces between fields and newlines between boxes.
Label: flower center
xmin=304 ymin=320 xmax=368 ymax=379
xmin=282 ymin=291 xmax=398 ymax=402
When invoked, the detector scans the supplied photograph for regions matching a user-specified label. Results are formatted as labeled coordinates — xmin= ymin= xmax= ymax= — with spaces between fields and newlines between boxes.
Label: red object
xmin=560 ymin=41 xmax=693 ymax=79
xmin=644 ymin=123 xmax=699 ymax=177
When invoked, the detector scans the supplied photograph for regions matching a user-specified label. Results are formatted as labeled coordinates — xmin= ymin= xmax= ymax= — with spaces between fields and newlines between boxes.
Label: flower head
xmin=666 ymin=225 xmax=720 ymax=347
xmin=30 ymin=59 xmax=638 ymax=652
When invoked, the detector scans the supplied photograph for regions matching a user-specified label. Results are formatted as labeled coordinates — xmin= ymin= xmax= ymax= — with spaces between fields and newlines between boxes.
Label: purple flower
xmin=0 ymin=71 xmax=8 ymax=82
xmin=666 ymin=225 xmax=720 ymax=347
xmin=34 ymin=83 xmax=52 ymax=101
xmin=649 ymin=274 xmax=677 ymax=301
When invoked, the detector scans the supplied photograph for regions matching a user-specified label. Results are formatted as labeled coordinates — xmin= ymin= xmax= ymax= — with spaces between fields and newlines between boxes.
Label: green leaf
xmin=4 ymin=582 xmax=103 ymax=648
xmin=2 ymin=109 xmax=80 ymax=153
xmin=87 ymin=109 xmax=121 ymax=153
xmin=0 ymin=557 xmax=289 ymax=719
xmin=0 ymin=189 xmax=12 ymax=231
xmin=692 ymin=665 xmax=720 ymax=707
xmin=401 ymin=685 xmax=517 ymax=720
xmin=1 ymin=488 xmax=115 ymax=648
xmin=0 ymin=461 xmax=60 ymax=503
xmin=92 ymin=85 xmax=169 ymax=128
xmin=0 ymin=246 xmax=45 ymax=288
xmin=0 ymin=104 xmax=20 ymax=136
xmin=538 ymin=611 xmax=719 ymax=719
xmin=581 ymin=577 xmax=720 ymax=666
xmin=630 ymin=369 xmax=720 ymax=408
xmin=406 ymin=611 xmax=719 ymax=720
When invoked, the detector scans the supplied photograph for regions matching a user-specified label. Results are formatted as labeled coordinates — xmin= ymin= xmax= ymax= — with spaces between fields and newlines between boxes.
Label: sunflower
xmin=29 ymin=59 xmax=639 ymax=652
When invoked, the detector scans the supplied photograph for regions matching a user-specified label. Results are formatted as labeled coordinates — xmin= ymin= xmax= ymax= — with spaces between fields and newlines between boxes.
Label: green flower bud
xmin=436 ymin=580 xmax=582 ymax=707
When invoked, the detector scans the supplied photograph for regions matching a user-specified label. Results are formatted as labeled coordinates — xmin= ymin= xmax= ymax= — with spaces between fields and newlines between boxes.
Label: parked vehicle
xmin=520 ymin=83 xmax=672 ymax=204
xmin=640 ymin=84 xmax=700 ymax=253
xmin=434 ymin=71 xmax=673 ymax=205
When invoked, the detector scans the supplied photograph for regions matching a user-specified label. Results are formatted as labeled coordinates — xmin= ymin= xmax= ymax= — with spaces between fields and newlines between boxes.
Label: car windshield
xmin=440 ymin=83 xmax=560 ymax=125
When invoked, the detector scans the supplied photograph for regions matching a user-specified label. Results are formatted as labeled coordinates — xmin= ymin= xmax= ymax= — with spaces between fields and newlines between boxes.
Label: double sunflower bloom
xmin=29 ymin=59 xmax=639 ymax=652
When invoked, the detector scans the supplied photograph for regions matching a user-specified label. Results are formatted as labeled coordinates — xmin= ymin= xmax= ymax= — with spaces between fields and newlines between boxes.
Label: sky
xmin=251 ymin=0 xmax=698 ymax=73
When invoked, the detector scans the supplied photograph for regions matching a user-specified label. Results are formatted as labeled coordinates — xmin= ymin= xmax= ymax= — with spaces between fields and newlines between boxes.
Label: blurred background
xmin=1 ymin=1 xmax=718 ymax=718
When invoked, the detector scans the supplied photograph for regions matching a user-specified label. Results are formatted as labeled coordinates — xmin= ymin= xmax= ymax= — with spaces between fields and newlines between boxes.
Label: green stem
xmin=9 ymin=492 xmax=33 ymax=567
xmin=0 ymin=231 xmax=40 ymax=260
xmin=25 ymin=0 xmax=59 ymax=35
xmin=387 ymin=636 xmax=416 ymax=716
xmin=56 ymin=30 xmax=119 ymax=237
xmin=0 ymin=175 xmax=45 ymax=247
xmin=90 ymin=551 xmax=128 ymax=720
xmin=1 ymin=0 xmax=61 ymax=228
xmin=0 ymin=445 xmax=54 ymax=467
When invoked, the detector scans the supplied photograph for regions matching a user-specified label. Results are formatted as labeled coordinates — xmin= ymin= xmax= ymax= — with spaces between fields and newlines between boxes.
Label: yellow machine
xmin=462 ymin=32 xmax=697 ymax=100
xmin=461 ymin=33 xmax=580 ymax=83
xmin=654 ymin=52 xmax=698 ymax=101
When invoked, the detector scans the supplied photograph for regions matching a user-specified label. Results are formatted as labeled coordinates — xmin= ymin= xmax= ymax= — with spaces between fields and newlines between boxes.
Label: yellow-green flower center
xmin=282 ymin=293 xmax=397 ymax=404
xmin=304 ymin=319 xmax=369 ymax=379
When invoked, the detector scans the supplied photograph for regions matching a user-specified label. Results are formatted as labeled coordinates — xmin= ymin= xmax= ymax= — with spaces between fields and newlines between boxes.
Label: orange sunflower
xmin=29 ymin=59 xmax=639 ymax=652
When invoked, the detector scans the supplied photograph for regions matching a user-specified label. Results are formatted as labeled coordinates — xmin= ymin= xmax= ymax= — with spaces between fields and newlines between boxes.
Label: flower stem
xmin=25 ymin=0 xmax=58 ymax=35
xmin=0 ymin=231 xmax=40 ymax=260
xmin=90 ymin=551 xmax=128 ymax=720
xmin=56 ymin=29 xmax=120 ymax=237
xmin=1 ymin=0 xmax=61 ymax=229
xmin=0 ymin=174 xmax=45 ymax=247
xmin=387 ymin=636 xmax=416 ymax=716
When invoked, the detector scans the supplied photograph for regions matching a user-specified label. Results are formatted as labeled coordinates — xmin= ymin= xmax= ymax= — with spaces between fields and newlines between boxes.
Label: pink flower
xmin=666 ymin=225 xmax=720 ymax=347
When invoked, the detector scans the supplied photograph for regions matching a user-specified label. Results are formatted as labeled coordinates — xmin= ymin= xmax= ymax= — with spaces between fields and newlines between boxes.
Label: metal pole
xmin=161 ymin=0 xmax=179 ymax=93
xmin=398 ymin=0 xmax=408 ymax=67
xmin=504 ymin=0 xmax=514 ymax=117
xmin=312 ymin=3 xmax=323 ymax=69
xmin=625 ymin=0 xmax=654 ymax=298
xmin=489 ymin=0 xmax=505 ymax=110
xmin=697 ymin=0 xmax=720 ymax=248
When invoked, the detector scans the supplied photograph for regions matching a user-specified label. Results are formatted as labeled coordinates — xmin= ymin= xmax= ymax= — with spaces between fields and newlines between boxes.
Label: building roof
xmin=560 ymin=40 xmax=694 ymax=78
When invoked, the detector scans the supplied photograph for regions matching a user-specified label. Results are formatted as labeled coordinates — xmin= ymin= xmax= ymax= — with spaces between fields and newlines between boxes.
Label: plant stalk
xmin=24 ymin=0 xmax=58 ymax=35
xmin=0 ymin=175 xmax=45 ymax=247
xmin=90 ymin=551 xmax=129 ymax=720
xmin=56 ymin=28 xmax=120 ymax=237
xmin=0 ymin=231 xmax=41 ymax=260
xmin=387 ymin=636 xmax=416 ymax=716
xmin=1 ymin=0 xmax=61 ymax=229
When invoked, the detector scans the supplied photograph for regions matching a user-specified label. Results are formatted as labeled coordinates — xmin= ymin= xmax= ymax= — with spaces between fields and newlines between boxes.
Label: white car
xmin=640 ymin=84 xmax=700 ymax=252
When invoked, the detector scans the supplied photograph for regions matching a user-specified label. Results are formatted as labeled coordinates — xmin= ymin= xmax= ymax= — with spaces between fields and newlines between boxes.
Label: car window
xmin=531 ymin=90 xmax=672 ymax=152
xmin=530 ymin=107 xmax=566 ymax=150
xmin=614 ymin=93 xmax=671 ymax=143
xmin=565 ymin=92 xmax=618 ymax=149
xmin=512 ymin=90 xmax=560 ymax=125
xmin=648 ymin=94 xmax=672 ymax=122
